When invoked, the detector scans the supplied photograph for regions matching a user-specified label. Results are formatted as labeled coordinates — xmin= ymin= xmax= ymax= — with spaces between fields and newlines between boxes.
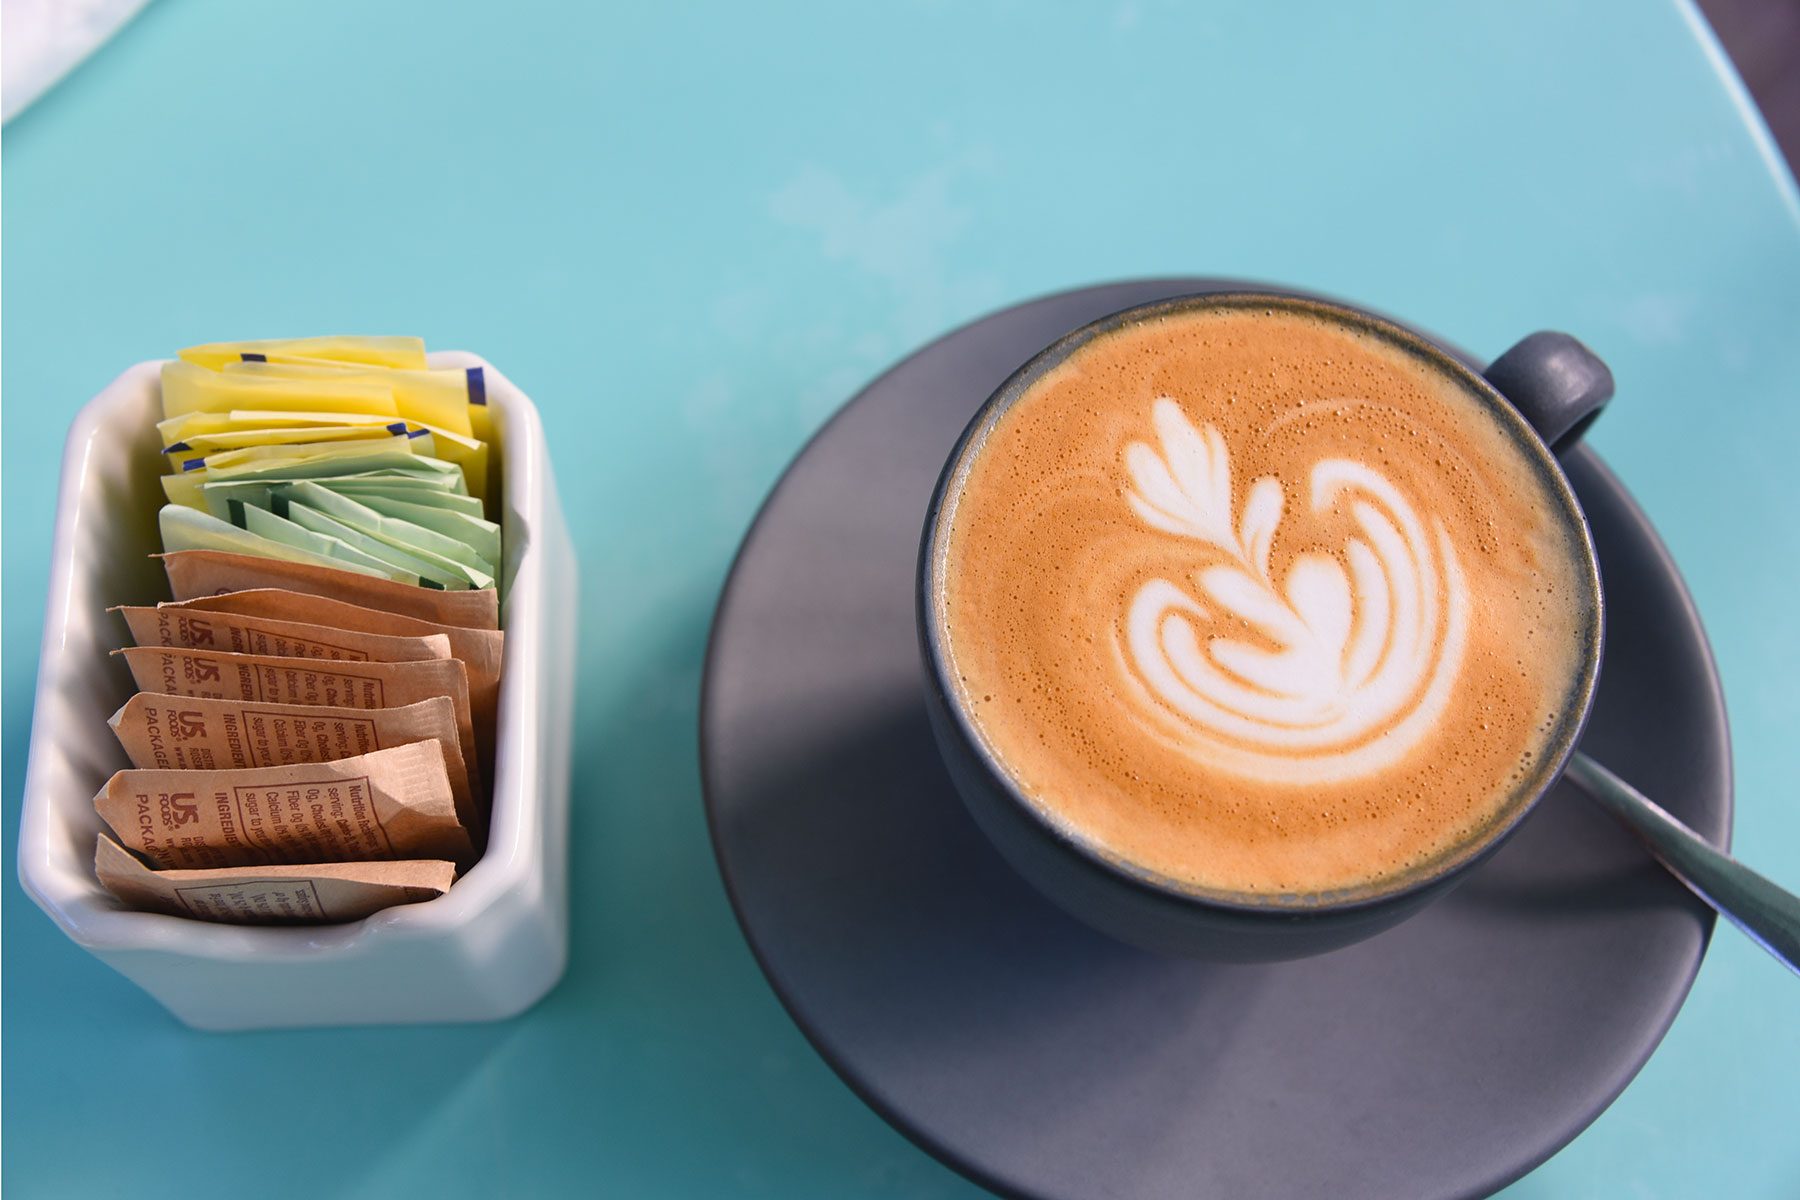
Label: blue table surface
xmin=5 ymin=1 xmax=1797 ymax=1196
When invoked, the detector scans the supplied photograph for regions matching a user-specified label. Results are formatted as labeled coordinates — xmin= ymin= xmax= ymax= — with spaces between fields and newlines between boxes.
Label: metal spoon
xmin=1564 ymin=752 xmax=1800 ymax=976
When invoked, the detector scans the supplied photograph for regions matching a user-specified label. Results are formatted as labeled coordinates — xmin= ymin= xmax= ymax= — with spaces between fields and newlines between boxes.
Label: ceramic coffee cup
xmin=917 ymin=292 xmax=1613 ymax=961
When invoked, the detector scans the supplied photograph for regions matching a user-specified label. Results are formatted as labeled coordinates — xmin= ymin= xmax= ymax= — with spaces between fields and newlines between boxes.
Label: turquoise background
xmin=5 ymin=0 xmax=1798 ymax=1195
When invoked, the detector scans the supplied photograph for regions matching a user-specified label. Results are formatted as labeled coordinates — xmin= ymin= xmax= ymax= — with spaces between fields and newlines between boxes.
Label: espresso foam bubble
xmin=936 ymin=306 xmax=1596 ymax=898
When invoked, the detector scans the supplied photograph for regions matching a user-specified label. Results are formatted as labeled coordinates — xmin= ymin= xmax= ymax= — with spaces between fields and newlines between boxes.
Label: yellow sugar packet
xmin=406 ymin=422 xmax=487 ymax=503
xmin=162 ymin=472 xmax=207 ymax=510
xmin=223 ymin=359 xmax=494 ymax=467
xmin=464 ymin=363 xmax=493 ymax=443
xmin=187 ymin=431 xmax=441 ymax=475
xmin=116 ymin=645 xmax=479 ymax=786
xmin=220 ymin=362 xmax=491 ymax=501
xmin=178 ymin=335 xmax=428 ymax=372
xmin=161 ymin=361 xmax=399 ymax=420
xmin=95 ymin=834 xmax=453 ymax=925
xmin=114 ymin=604 xmax=452 ymax=664
xmin=107 ymin=693 xmax=479 ymax=833
xmin=201 ymin=446 xmax=466 ymax=493
xmin=225 ymin=360 xmax=476 ymax=438
xmin=93 ymin=740 xmax=473 ymax=870
xmin=163 ymin=422 xmax=416 ymax=470
xmin=161 ymin=415 xmax=474 ymax=498
xmin=158 ymin=409 xmax=398 ymax=445
xmin=160 ymin=550 xmax=500 ymax=629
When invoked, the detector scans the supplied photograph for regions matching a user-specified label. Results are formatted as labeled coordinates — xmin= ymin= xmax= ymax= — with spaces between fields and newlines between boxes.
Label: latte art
xmin=1121 ymin=399 xmax=1468 ymax=783
xmin=936 ymin=303 xmax=1597 ymax=896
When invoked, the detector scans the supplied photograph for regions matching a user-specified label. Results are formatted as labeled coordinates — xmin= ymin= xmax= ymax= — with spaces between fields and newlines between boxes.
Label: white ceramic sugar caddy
xmin=17 ymin=352 xmax=576 ymax=1030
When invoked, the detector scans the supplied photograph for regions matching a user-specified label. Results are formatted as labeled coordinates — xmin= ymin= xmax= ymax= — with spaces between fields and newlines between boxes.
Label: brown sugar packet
xmin=93 ymin=740 xmax=473 ymax=870
xmin=162 ymin=589 xmax=502 ymax=774
xmin=114 ymin=605 xmax=451 ymax=665
xmin=96 ymin=834 xmax=454 ymax=925
xmin=160 ymin=549 xmax=499 ymax=630
xmin=107 ymin=693 xmax=478 ymax=835
xmin=115 ymin=646 xmax=478 ymax=796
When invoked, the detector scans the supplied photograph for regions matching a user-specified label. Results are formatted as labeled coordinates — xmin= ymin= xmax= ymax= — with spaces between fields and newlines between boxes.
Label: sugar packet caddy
xmin=19 ymin=351 xmax=574 ymax=1029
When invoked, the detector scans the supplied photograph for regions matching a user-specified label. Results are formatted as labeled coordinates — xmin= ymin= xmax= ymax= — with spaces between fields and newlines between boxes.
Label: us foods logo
xmin=181 ymin=616 xmax=215 ymax=646
xmin=172 ymin=711 xmax=206 ymax=739
xmin=189 ymin=657 xmax=221 ymax=683
xmin=165 ymin=792 xmax=200 ymax=826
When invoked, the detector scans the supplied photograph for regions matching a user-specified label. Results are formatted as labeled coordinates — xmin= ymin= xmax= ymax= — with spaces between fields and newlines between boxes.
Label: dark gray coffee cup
xmin=917 ymin=292 xmax=1611 ymax=961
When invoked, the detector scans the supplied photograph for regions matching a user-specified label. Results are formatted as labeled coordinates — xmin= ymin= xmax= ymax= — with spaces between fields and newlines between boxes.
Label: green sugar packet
xmin=233 ymin=502 xmax=424 ymax=585
xmin=275 ymin=482 xmax=496 ymax=583
xmin=336 ymin=455 xmax=470 ymax=494
xmin=326 ymin=481 xmax=488 ymax=517
xmin=277 ymin=500 xmax=487 ymax=590
xmin=181 ymin=469 xmax=471 ymax=520
xmin=197 ymin=480 xmax=280 ymax=523
xmin=357 ymin=495 xmax=502 ymax=566
xmin=159 ymin=505 xmax=391 ymax=581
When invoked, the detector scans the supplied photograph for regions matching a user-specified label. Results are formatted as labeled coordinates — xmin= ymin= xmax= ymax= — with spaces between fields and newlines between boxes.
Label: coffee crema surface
xmin=935 ymin=304 xmax=1596 ymax=898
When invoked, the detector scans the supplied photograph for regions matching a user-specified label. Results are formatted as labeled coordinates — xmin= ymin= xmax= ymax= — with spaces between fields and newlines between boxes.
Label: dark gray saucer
xmin=700 ymin=280 xmax=1731 ymax=1200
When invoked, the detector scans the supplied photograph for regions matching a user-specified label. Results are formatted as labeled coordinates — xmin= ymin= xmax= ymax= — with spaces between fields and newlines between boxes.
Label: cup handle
xmin=1482 ymin=332 xmax=1614 ymax=455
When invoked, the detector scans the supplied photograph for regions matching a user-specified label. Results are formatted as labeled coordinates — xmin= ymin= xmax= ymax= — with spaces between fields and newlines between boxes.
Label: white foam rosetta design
xmin=1122 ymin=398 xmax=1469 ymax=784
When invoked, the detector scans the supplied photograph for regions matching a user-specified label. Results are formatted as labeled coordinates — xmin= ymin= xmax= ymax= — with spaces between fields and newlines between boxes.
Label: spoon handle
xmin=1564 ymin=752 xmax=1800 ymax=977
